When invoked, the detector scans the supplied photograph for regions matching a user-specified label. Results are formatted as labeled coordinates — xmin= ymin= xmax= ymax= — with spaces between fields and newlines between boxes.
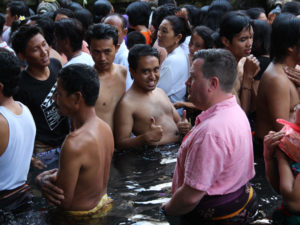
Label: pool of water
xmin=1 ymin=144 xmax=281 ymax=225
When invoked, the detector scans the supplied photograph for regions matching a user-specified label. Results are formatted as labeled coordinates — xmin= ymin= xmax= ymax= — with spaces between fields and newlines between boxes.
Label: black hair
xmin=126 ymin=31 xmax=146 ymax=49
xmin=34 ymin=16 xmax=55 ymax=47
xmin=282 ymin=1 xmax=300 ymax=16
xmin=252 ymin=19 xmax=271 ymax=56
xmin=193 ymin=25 xmax=215 ymax=49
xmin=86 ymin=23 xmax=118 ymax=47
xmin=54 ymin=18 xmax=83 ymax=52
xmin=270 ymin=13 xmax=300 ymax=63
xmin=11 ymin=25 xmax=44 ymax=54
xmin=182 ymin=4 xmax=200 ymax=28
xmin=93 ymin=0 xmax=112 ymax=23
xmin=128 ymin=44 xmax=160 ymax=71
xmin=163 ymin=15 xmax=190 ymax=44
xmin=59 ymin=64 xmax=99 ymax=106
xmin=0 ymin=14 xmax=4 ymax=36
xmin=220 ymin=11 xmax=252 ymax=42
xmin=158 ymin=0 xmax=176 ymax=6
xmin=105 ymin=13 xmax=128 ymax=30
xmin=203 ymin=0 xmax=232 ymax=31
xmin=151 ymin=4 xmax=179 ymax=30
xmin=246 ymin=8 xmax=265 ymax=20
xmin=74 ymin=8 xmax=93 ymax=33
xmin=126 ymin=1 xmax=151 ymax=28
xmin=66 ymin=2 xmax=83 ymax=11
xmin=0 ymin=51 xmax=21 ymax=97
xmin=53 ymin=8 xmax=74 ymax=20
xmin=7 ymin=1 xmax=30 ymax=17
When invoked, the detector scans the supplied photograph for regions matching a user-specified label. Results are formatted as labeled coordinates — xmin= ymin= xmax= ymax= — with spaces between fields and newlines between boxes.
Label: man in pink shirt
xmin=162 ymin=49 xmax=257 ymax=224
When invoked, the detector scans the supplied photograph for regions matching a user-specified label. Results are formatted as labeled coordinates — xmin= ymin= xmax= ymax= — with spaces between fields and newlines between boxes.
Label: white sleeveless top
xmin=0 ymin=102 xmax=36 ymax=190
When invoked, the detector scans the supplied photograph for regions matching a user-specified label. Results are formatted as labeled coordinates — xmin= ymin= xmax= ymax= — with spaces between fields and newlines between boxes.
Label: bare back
xmin=115 ymin=87 xmax=180 ymax=148
xmin=95 ymin=64 xmax=126 ymax=130
xmin=56 ymin=116 xmax=114 ymax=211
xmin=256 ymin=62 xmax=299 ymax=139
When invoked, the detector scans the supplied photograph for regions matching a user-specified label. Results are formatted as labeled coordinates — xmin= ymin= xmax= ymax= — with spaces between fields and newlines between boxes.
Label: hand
xmin=284 ymin=66 xmax=300 ymax=87
xmin=243 ymin=55 xmax=260 ymax=84
xmin=263 ymin=131 xmax=285 ymax=161
xmin=177 ymin=110 xmax=191 ymax=136
xmin=173 ymin=102 xmax=184 ymax=109
xmin=36 ymin=169 xmax=64 ymax=206
xmin=145 ymin=117 xmax=163 ymax=143
xmin=31 ymin=157 xmax=47 ymax=170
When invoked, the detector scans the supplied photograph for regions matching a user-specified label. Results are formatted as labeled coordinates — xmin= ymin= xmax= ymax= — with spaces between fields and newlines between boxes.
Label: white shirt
xmin=0 ymin=41 xmax=15 ymax=53
xmin=114 ymin=41 xmax=133 ymax=91
xmin=64 ymin=52 xmax=94 ymax=68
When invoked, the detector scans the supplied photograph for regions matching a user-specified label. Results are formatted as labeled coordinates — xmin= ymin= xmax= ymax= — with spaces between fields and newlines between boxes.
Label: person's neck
xmin=280 ymin=55 xmax=298 ymax=68
xmin=166 ymin=44 xmax=178 ymax=55
xmin=131 ymin=82 xmax=154 ymax=95
xmin=26 ymin=65 xmax=50 ymax=81
xmin=71 ymin=107 xmax=97 ymax=130
xmin=0 ymin=97 xmax=21 ymax=115
xmin=66 ymin=50 xmax=82 ymax=61
xmin=95 ymin=64 xmax=113 ymax=77
xmin=133 ymin=25 xmax=148 ymax=33
xmin=201 ymin=93 xmax=233 ymax=111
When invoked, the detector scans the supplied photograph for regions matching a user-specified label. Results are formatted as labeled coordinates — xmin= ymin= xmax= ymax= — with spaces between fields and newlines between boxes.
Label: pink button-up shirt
xmin=172 ymin=96 xmax=255 ymax=195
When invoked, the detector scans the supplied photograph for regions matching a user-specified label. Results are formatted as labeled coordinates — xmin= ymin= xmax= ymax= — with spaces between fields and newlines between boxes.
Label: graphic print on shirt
xmin=40 ymin=82 xmax=64 ymax=130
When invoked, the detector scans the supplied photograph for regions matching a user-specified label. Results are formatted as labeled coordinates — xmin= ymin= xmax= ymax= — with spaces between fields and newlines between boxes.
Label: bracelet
xmin=242 ymin=86 xmax=251 ymax=91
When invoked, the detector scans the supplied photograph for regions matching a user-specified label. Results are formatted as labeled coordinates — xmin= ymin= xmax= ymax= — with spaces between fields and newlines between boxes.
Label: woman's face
xmin=157 ymin=19 xmax=181 ymax=53
xmin=189 ymin=32 xmax=206 ymax=58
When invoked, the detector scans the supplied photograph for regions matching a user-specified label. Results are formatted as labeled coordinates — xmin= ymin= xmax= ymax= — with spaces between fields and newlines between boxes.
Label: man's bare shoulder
xmin=0 ymin=114 xmax=9 ymax=156
xmin=261 ymin=63 xmax=290 ymax=89
xmin=113 ymin=63 xmax=127 ymax=80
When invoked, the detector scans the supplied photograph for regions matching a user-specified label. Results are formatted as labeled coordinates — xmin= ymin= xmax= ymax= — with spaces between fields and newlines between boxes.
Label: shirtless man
xmin=114 ymin=44 xmax=190 ymax=150
xmin=256 ymin=15 xmax=300 ymax=144
xmin=86 ymin=23 xmax=126 ymax=131
xmin=36 ymin=64 xmax=114 ymax=213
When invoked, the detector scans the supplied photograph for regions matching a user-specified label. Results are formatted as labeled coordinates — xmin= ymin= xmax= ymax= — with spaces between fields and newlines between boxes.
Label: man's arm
xmin=163 ymin=184 xmax=206 ymax=216
xmin=0 ymin=115 xmax=9 ymax=156
xmin=114 ymin=100 xmax=163 ymax=150
xmin=55 ymin=138 xmax=82 ymax=209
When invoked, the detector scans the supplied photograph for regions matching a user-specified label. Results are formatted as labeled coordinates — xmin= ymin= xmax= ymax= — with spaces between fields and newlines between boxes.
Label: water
xmin=1 ymin=144 xmax=281 ymax=225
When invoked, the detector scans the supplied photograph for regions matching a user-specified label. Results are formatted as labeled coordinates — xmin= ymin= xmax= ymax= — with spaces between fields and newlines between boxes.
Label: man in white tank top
xmin=0 ymin=51 xmax=36 ymax=211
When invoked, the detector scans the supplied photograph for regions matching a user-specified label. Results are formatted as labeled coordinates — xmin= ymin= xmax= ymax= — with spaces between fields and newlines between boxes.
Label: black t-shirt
xmin=254 ymin=56 xmax=271 ymax=81
xmin=15 ymin=58 xmax=69 ymax=147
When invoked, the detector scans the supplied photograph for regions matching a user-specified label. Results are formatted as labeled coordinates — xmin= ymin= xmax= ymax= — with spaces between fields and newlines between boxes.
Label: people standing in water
xmin=12 ymin=25 xmax=69 ymax=169
xmin=162 ymin=49 xmax=257 ymax=224
xmin=0 ymin=51 xmax=36 ymax=211
xmin=114 ymin=44 xmax=190 ymax=150
xmin=36 ymin=64 xmax=114 ymax=217
xmin=256 ymin=14 xmax=300 ymax=152
xmin=86 ymin=23 xmax=126 ymax=131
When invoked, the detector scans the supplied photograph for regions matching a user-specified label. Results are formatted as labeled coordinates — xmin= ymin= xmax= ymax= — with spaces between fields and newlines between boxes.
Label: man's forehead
xmin=104 ymin=16 xmax=122 ymax=28
xmin=137 ymin=55 xmax=159 ymax=67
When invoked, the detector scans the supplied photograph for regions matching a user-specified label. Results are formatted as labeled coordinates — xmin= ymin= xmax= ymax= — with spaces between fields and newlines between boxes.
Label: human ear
xmin=221 ymin=36 xmax=230 ymax=49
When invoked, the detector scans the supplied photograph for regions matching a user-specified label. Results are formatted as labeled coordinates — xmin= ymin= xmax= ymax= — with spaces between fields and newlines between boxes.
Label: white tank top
xmin=0 ymin=102 xmax=36 ymax=190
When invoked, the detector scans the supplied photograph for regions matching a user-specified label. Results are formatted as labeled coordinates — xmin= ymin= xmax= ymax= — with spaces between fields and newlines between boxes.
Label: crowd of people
xmin=0 ymin=0 xmax=300 ymax=224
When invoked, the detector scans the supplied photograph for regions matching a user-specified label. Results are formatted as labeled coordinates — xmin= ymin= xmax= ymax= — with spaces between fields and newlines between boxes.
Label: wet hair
xmin=252 ymin=19 xmax=271 ymax=56
xmin=93 ymin=0 xmax=112 ymax=23
xmin=0 ymin=14 xmax=4 ymax=36
xmin=220 ymin=11 xmax=252 ymax=43
xmin=53 ymin=8 xmax=74 ymax=21
xmin=182 ymin=4 xmax=200 ymax=28
xmin=282 ymin=1 xmax=300 ymax=16
xmin=193 ymin=49 xmax=237 ymax=93
xmin=246 ymin=8 xmax=266 ymax=20
xmin=54 ymin=18 xmax=83 ymax=52
xmin=86 ymin=23 xmax=118 ymax=47
xmin=151 ymin=4 xmax=179 ymax=30
xmin=11 ymin=25 xmax=44 ymax=54
xmin=105 ymin=13 xmax=128 ymax=30
xmin=203 ymin=0 xmax=232 ymax=31
xmin=270 ymin=14 xmax=300 ymax=63
xmin=193 ymin=25 xmax=215 ymax=49
xmin=158 ymin=0 xmax=176 ymax=6
xmin=74 ymin=8 xmax=93 ymax=33
xmin=163 ymin=15 xmax=190 ymax=44
xmin=59 ymin=64 xmax=99 ymax=106
xmin=34 ymin=16 xmax=55 ymax=47
xmin=126 ymin=31 xmax=146 ymax=49
xmin=0 ymin=51 xmax=21 ymax=97
xmin=128 ymin=44 xmax=160 ymax=71
xmin=126 ymin=1 xmax=151 ymax=28
xmin=7 ymin=1 xmax=30 ymax=17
